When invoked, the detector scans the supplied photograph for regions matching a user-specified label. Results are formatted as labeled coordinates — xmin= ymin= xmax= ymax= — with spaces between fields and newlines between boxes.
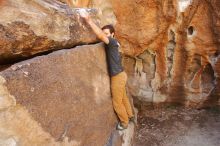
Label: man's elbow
xmin=97 ymin=33 xmax=104 ymax=40
xmin=99 ymin=35 xmax=109 ymax=44
xmin=97 ymin=34 xmax=105 ymax=41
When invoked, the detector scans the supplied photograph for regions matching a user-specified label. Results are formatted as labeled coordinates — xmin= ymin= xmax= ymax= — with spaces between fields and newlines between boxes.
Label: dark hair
xmin=101 ymin=25 xmax=115 ymax=34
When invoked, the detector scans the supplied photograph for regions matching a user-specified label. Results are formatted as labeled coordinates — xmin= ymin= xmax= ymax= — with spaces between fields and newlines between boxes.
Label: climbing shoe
xmin=116 ymin=122 xmax=128 ymax=130
xmin=129 ymin=116 xmax=136 ymax=125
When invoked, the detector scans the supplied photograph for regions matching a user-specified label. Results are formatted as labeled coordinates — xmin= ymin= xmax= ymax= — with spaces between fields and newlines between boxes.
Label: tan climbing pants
xmin=111 ymin=71 xmax=133 ymax=126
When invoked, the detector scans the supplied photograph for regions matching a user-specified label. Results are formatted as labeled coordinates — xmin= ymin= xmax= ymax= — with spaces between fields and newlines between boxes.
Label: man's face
xmin=103 ymin=29 xmax=114 ymax=37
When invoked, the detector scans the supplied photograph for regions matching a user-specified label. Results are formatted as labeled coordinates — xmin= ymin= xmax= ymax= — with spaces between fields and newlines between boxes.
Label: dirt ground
xmin=134 ymin=105 xmax=220 ymax=146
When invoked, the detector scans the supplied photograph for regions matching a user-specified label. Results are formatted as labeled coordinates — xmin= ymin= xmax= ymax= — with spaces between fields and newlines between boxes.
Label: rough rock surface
xmin=0 ymin=43 xmax=118 ymax=146
xmin=0 ymin=0 xmax=99 ymax=64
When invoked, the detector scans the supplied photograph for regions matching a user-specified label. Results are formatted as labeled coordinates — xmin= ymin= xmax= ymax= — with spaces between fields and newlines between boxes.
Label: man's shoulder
xmin=108 ymin=37 xmax=120 ymax=46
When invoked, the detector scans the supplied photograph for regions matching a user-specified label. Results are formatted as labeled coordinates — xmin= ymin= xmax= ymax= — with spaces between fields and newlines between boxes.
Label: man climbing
xmin=79 ymin=10 xmax=134 ymax=130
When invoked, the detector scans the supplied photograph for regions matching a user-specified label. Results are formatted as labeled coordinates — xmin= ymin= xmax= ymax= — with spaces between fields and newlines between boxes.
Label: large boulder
xmin=0 ymin=0 xmax=99 ymax=64
xmin=0 ymin=43 xmax=119 ymax=146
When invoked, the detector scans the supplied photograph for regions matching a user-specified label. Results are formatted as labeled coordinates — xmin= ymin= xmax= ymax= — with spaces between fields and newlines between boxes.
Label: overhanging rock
xmin=0 ymin=0 xmax=99 ymax=64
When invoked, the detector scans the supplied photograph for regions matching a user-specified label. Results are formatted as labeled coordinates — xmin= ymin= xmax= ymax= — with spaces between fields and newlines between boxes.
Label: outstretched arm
xmin=79 ymin=10 xmax=109 ymax=44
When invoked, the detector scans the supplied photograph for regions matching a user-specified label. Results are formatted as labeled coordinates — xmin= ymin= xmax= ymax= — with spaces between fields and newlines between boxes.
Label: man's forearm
xmin=85 ymin=19 xmax=109 ymax=44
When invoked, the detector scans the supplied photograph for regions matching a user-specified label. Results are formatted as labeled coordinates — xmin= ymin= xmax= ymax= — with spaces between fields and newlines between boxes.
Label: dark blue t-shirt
xmin=105 ymin=37 xmax=123 ymax=77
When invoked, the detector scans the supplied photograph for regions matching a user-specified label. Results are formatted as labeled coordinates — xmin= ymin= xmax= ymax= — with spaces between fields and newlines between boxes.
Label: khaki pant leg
xmin=111 ymin=72 xmax=129 ymax=125
xmin=122 ymin=72 xmax=134 ymax=118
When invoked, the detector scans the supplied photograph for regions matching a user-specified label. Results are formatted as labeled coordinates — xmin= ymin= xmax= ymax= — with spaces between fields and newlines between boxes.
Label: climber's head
xmin=102 ymin=25 xmax=115 ymax=38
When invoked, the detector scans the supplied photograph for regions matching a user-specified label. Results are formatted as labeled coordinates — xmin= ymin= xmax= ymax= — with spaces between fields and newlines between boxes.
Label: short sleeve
xmin=107 ymin=37 xmax=119 ymax=48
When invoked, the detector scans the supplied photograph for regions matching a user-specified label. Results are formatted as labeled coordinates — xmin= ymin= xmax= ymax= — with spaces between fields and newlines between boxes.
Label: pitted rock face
xmin=110 ymin=0 xmax=219 ymax=106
